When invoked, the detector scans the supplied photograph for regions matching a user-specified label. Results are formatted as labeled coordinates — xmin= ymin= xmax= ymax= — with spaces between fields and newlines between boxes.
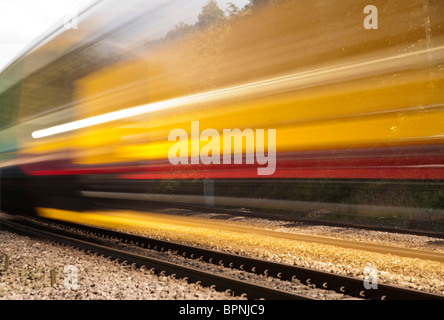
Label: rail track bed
xmin=1 ymin=217 xmax=311 ymax=300
xmin=133 ymin=200 xmax=444 ymax=240
xmin=2 ymin=214 xmax=443 ymax=300
xmin=92 ymin=198 xmax=444 ymax=240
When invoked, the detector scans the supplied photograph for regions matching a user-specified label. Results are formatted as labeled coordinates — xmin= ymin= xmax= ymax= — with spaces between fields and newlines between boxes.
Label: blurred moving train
xmin=1 ymin=0 xmax=444 ymax=219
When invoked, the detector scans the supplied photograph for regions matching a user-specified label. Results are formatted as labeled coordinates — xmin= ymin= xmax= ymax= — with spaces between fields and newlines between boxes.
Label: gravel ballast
xmin=0 ymin=230 xmax=241 ymax=300
xmin=2 ymin=208 xmax=444 ymax=299
xmin=48 ymin=208 xmax=443 ymax=296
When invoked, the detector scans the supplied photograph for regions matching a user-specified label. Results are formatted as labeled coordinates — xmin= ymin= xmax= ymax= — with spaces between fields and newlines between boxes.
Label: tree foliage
xmin=166 ymin=21 xmax=193 ymax=39
xmin=197 ymin=0 xmax=226 ymax=28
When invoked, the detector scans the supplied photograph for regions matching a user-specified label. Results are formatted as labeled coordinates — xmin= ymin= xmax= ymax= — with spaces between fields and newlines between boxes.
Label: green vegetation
xmin=145 ymin=178 xmax=444 ymax=210
xmin=142 ymin=178 xmax=444 ymax=232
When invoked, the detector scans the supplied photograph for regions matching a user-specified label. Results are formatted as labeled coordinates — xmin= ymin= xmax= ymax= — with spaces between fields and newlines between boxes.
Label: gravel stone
xmin=87 ymin=209 xmax=444 ymax=296
xmin=2 ymin=209 xmax=444 ymax=299
xmin=0 ymin=230 xmax=241 ymax=300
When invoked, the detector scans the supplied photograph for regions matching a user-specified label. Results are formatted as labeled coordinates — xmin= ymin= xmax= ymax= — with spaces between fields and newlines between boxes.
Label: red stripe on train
xmin=27 ymin=167 xmax=444 ymax=179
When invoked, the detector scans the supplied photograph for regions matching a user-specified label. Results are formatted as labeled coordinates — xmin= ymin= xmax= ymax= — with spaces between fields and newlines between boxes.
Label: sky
xmin=0 ymin=0 xmax=249 ymax=72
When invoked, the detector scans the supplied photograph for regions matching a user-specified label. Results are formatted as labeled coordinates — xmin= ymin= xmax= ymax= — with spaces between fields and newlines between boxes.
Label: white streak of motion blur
xmin=31 ymin=45 xmax=444 ymax=139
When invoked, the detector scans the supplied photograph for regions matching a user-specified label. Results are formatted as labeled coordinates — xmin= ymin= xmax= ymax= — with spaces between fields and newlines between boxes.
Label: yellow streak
xmin=37 ymin=207 xmax=444 ymax=263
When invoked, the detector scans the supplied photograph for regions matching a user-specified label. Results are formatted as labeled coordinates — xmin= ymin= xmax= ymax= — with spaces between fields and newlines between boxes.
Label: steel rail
xmin=1 ymin=218 xmax=315 ymax=300
xmin=90 ymin=198 xmax=444 ymax=240
xmin=15 ymin=216 xmax=444 ymax=300
xmin=162 ymin=201 xmax=444 ymax=240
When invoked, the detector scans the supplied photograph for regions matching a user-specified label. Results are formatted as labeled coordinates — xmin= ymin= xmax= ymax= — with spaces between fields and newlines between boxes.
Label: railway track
xmin=94 ymin=198 xmax=444 ymax=240
xmin=3 ymin=215 xmax=444 ymax=300
xmin=1 ymin=217 xmax=313 ymax=300
xmin=160 ymin=202 xmax=444 ymax=240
